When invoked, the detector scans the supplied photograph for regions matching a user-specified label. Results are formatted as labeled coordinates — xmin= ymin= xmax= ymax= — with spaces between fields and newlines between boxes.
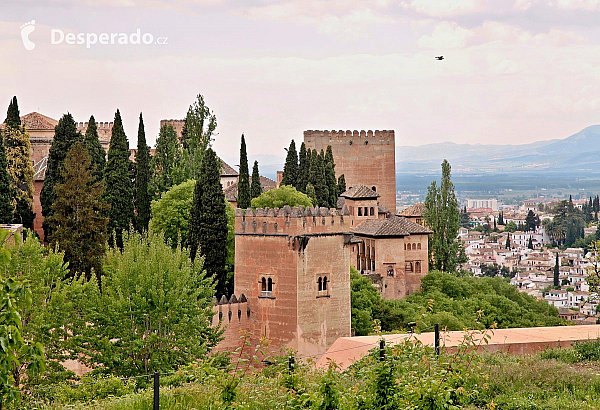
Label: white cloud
xmin=477 ymin=21 xmax=584 ymax=46
xmin=513 ymin=0 xmax=533 ymax=10
xmin=552 ymin=0 xmax=600 ymax=10
xmin=401 ymin=0 xmax=485 ymax=17
xmin=418 ymin=21 xmax=474 ymax=49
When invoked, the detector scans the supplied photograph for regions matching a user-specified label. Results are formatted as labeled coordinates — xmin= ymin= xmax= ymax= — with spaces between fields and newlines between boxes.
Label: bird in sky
xmin=435 ymin=56 xmax=444 ymax=60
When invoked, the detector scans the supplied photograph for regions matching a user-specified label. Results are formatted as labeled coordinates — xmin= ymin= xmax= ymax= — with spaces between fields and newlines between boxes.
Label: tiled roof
xmin=20 ymin=112 xmax=58 ymax=130
xmin=351 ymin=216 xmax=432 ymax=237
xmin=220 ymin=159 xmax=238 ymax=176
xmin=223 ymin=176 xmax=277 ymax=202
xmin=398 ymin=202 xmax=425 ymax=217
xmin=340 ymin=185 xmax=379 ymax=199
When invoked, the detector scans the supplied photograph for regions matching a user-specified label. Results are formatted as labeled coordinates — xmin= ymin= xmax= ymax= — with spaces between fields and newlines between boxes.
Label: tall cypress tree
xmin=324 ymin=146 xmax=337 ymax=207
xmin=5 ymin=96 xmax=20 ymax=128
xmin=188 ymin=148 xmax=228 ymax=296
xmin=49 ymin=141 xmax=108 ymax=281
xmin=554 ymin=252 xmax=560 ymax=287
xmin=0 ymin=129 xmax=13 ymax=224
xmin=297 ymin=142 xmax=308 ymax=193
xmin=40 ymin=113 xmax=81 ymax=242
xmin=314 ymin=150 xmax=329 ymax=207
xmin=237 ymin=134 xmax=251 ymax=209
xmin=282 ymin=140 xmax=298 ymax=187
xmin=251 ymin=160 xmax=262 ymax=200
xmin=3 ymin=97 xmax=34 ymax=229
xmin=104 ymin=109 xmax=134 ymax=249
xmin=337 ymin=174 xmax=346 ymax=196
xmin=134 ymin=113 xmax=151 ymax=233
xmin=151 ymin=124 xmax=179 ymax=197
xmin=83 ymin=115 xmax=106 ymax=181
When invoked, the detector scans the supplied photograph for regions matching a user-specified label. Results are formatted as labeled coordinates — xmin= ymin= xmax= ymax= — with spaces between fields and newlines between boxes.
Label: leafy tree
xmin=423 ymin=160 xmax=467 ymax=273
xmin=176 ymin=94 xmax=217 ymax=182
xmin=4 ymin=97 xmax=20 ymax=128
xmin=82 ymin=115 xmax=106 ymax=182
xmin=325 ymin=146 xmax=338 ymax=208
xmin=350 ymin=268 xmax=382 ymax=336
xmin=41 ymin=113 xmax=81 ymax=241
xmin=49 ymin=142 xmax=108 ymax=281
xmin=251 ymin=160 xmax=262 ymax=200
xmin=337 ymin=174 xmax=346 ymax=196
xmin=104 ymin=109 xmax=134 ymax=249
xmin=282 ymin=140 xmax=298 ymax=188
xmin=297 ymin=142 xmax=308 ymax=193
xmin=149 ymin=179 xmax=235 ymax=274
xmin=188 ymin=148 xmax=228 ymax=297
xmin=71 ymin=232 xmax=220 ymax=377
xmin=237 ymin=134 xmax=251 ymax=209
xmin=134 ymin=113 xmax=151 ymax=233
xmin=546 ymin=200 xmax=585 ymax=246
xmin=251 ymin=185 xmax=313 ymax=209
xmin=504 ymin=221 xmax=517 ymax=232
xmin=151 ymin=124 xmax=180 ymax=196
xmin=3 ymin=123 xmax=34 ymax=229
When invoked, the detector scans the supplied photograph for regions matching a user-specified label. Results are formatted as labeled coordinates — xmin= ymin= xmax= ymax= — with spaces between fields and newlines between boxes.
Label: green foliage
xmin=313 ymin=150 xmax=329 ymax=208
xmin=41 ymin=113 xmax=82 ymax=241
xmin=297 ymin=142 xmax=308 ymax=193
xmin=325 ymin=146 xmax=338 ymax=208
xmin=49 ymin=142 xmax=108 ymax=280
xmin=545 ymin=200 xmax=585 ymax=247
xmin=134 ymin=113 xmax=151 ymax=233
xmin=337 ymin=174 xmax=346 ymax=196
xmin=71 ymin=231 xmax=220 ymax=378
xmin=3 ymin=124 xmax=34 ymax=229
xmin=82 ymin=115 xmax=106 ymax=182
xmin=423 ymin=160 xmax=467 ymax=273
xmin=305 ymin=183 xmax=317 ymax=206
xmin=237 ymin=134 xmax=251 ymax=210
xmin=104 ymin=109 xmax=134 ymax=249
xmin=251 ymin=160 xmax=262 ymax=200
xmin=350 ymin=269 xmax=382 ymax=336
xmin=504 ymin=221 xmax=517 ymax=232
xmin=4 ymin=97 xmax=20 ymax=128
xmin=188 ymin=148 xmax=229 ymax=297
xmin=282 ymin=140 xmax=298 ymax=188
xmin=318 ymin=366 xmax=339 ymax=410
xmin=250 ymin=185 xmax=312 ymax=209
xmin=151 ymin=124 xmax=180 ymax=196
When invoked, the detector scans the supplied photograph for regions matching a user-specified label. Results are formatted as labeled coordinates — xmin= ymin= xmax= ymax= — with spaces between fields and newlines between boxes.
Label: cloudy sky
xmin=2 ymin=0 xmax=600 ymax=160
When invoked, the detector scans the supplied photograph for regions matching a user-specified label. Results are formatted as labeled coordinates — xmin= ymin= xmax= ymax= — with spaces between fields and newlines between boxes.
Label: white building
xmin=467 ymin=198 xmax=498 ymax=211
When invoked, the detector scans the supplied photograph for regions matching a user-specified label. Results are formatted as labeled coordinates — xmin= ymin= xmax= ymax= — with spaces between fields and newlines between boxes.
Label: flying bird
xmin=435 ymin=56 xmax=444 ymax=60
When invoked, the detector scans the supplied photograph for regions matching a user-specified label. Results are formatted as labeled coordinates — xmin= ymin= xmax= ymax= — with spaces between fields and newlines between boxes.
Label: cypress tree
xmin=5 ymin=96 xmax=20 ymax=128
xmin=3 ymin=97 xmax=34 ymax=229
xmin=554 ymin=252 xmax=560 ymax=287
xmin=337 ymin=174 xmax=346 ymax=195
xmin=325 ymin=146 xmax=337 ymax=207
xmin=528 ymin=236 xmax=533 ymax=249
xmin=83 ymin=115 xmax=106 ymax=181
xmin=104 ymin=109 xmax=134 ymax=249
xmin=237 ymin=134 xmax=251 ymax=209
xmin=314 ymin=150 xmax=329 ymax=207
xmin=134 ymin=113 xmax=151 ymax=233
xmin=282 ymin=140 xmax=298 ymax=187
xmin=306 ymin=183 xmax=317 ymax=206
xmin=151 ymin=124 xmax=179 ymax=197
xmin=505 ymin=234 xmax=510 ymax=249
xmin=251 ymin=160 xmax=262 ymax=199
xmin=188 ymin=148 xmax=228 ymax=296
xmin=298 ymin=142 xmax=308 ymax=193
xmin=40 ymin=113 xmax=81 ymax=242
xmin=0 ymin=128 xmax=13 ymax=224
xmin=49 ymin=141 xmax=108 ymax=281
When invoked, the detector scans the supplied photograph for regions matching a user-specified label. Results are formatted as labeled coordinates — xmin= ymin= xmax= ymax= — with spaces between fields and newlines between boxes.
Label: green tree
xmin=4 ymin=96 xmax=20 ymax=128
xmin=297 ymin=142 xmax=308 ymax=193
xmin=134 ymin=113 xmax=151 ymax=233
xmin=41 ymin=113 xmax=81 ymax=241
xmin=497 ymin=212 xmax=505 ymax=225
xmin=82 ymin=115 xmax=106 ymax=182
xmin=151 ymin=124 xmax=180 ymax=196
xmin=282 ymin=140 xmax=298 ymax=188
xmin=251 ymin=160 xmax=262 ymax=199
xmin=460 ymin=206 xmax=470 ymax=229
xmin=313 ymin=150 xmax=329 ymax=207
xmin=3 ymin=124 xmax=34 ymax=229
xmin=505 ymin=221 xmax=517 ymax=232
xmin=528 ymin=236 xmax=534 ymax=250
xmin=505 ymin=233 xmax=510 ymax=249
xmin=525 ymin=210 xmax=537 ymax=232
xmin=237 ymin=134 xmax=251 ymax=210
xmin=423 ymin=160 xmax=467 ymax=273
xmin=104 ymin=109 xmax=134 ymax=249
xmin=305 ymin=183 xmax=317 ymax=206
xmin=188 ymin=148 xmax=229 ymax=296
xmin=251 ymin=185 xmax=313 ymax=209
xmin=350 ymin=268 xmax=382 ymax=336
xmin=554 ymin=252 xmax=560 ymax=287
xmin=49 ymin=141 xmax=108 ymax=281
xmin=71 ymin=232 xmax=220 ymax=377
xmin=325 ymin=146 xmax=338 ymax=208
xmin=337 ymin=174 xmax=346 ymax=196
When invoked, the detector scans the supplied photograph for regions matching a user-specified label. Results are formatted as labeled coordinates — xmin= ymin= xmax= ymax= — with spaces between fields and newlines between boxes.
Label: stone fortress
xmin=2 ymin=113 xmax=431 ymax=357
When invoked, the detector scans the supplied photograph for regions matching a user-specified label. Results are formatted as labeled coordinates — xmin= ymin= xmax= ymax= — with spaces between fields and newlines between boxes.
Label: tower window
xmin=261 ymin=277 xmax=267 ymax=291
xmin=317 ymin=275 xmax=330 ymax=297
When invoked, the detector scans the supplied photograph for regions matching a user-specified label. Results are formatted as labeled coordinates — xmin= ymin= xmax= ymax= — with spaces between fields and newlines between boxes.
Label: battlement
xmin=76 ymin=121 xmax=113 ymax=129
xmin=211 ymin=294 xmax=250 ymax=328
xmin=235 ymin=205 xmax=351 ymax=236
xmin=304 ymin=130 xmax=394 ymax=141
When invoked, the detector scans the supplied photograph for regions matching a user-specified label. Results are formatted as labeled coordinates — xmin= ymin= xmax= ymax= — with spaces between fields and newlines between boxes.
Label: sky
xmin=2 ymin=0 xmax=600 ymax=161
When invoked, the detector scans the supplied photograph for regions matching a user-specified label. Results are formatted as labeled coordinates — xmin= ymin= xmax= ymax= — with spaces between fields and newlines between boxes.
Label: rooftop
xmin=340 ymin=185 xmax=380 ymax=199
xmin=397 ymin=202 xmax=425 ymax=217
xmin=351 ymin=216 xmax=432 ymax=237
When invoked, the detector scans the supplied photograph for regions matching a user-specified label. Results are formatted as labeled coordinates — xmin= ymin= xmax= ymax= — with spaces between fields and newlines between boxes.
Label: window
xmin=412 ymin=243 xmax=417 ymax=250
xmin=387 ymin=267 xmax=394 ymax=277
xmin=261 ymin=277 xmax=267 ymax=291
xmin=415 ymin=261 xmax=421 ymax=273
xmin=370 ymin=207 xmax=375 ymax=216
xmin=260 ymin=277 xmax=275 ymax=298
xmin=372 ymin=186 xmax=377 ymax=192
xmin=404 ymin=243 xmax=407 ymax=250
xmin=323 ymin=276 xmax=328 ymax=291
xmin=267 ymin=278 xmax=273 ymax=292
xmin=358 ymin=207 xmax=363 ymax=216
xmin=405 ymin=262 xmax=413 ymax=272
xmin=417 ymin=243 xmax=421 ymax=250
xmin=317 ymin=275 xmax=330 ymax=297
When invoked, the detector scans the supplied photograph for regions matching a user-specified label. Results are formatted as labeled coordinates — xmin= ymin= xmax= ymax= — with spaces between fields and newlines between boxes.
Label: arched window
xmin=404 ymin=243 xmax=407 ymax=250
xmin=417 ymin=243 xmax=421 ymax=250
xmin=412 ymin=243 xmax=417 ymax=250
xmin=317 ymin=277 xmax=322 ymax=291
xmin=323 ymin=277 xmax=328 ymax=291
xmin=364 ymin=207 xmax=368 ymax=216
xmin=415 ymin=261 xmax=421 ymax=273
xmin=267 ymin=278 xmax=273 ymax=292
xmin=387 ymin=267 xmax=394 ymax=277
xmin=405 ymin=262 xmax=413 ymax=272
xmin=261 ymin=277 xmax=267 ymax=292
xmin=370 ymin=207 xmax=375 ymax=216
xmin=358 ymin=207 xmax=363 ymax=216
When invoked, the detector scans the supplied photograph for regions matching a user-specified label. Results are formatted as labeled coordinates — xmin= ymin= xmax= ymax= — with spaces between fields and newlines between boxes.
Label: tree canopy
xmin=251 ymin=185 xmax=313 ymax=209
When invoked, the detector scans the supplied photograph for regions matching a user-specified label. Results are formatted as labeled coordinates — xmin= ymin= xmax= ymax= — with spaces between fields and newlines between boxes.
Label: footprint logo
xmin=20 ymin=20 xmax=35 ymax=51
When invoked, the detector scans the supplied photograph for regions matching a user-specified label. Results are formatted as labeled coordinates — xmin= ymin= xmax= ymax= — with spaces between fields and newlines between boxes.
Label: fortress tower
xmin=304 ymin=130 xmax=396 ymax=214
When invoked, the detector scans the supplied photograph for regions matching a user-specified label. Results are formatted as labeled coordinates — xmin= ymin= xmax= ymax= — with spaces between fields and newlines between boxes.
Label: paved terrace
xmin=316 ymin=325 xmax=600 ymax=369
